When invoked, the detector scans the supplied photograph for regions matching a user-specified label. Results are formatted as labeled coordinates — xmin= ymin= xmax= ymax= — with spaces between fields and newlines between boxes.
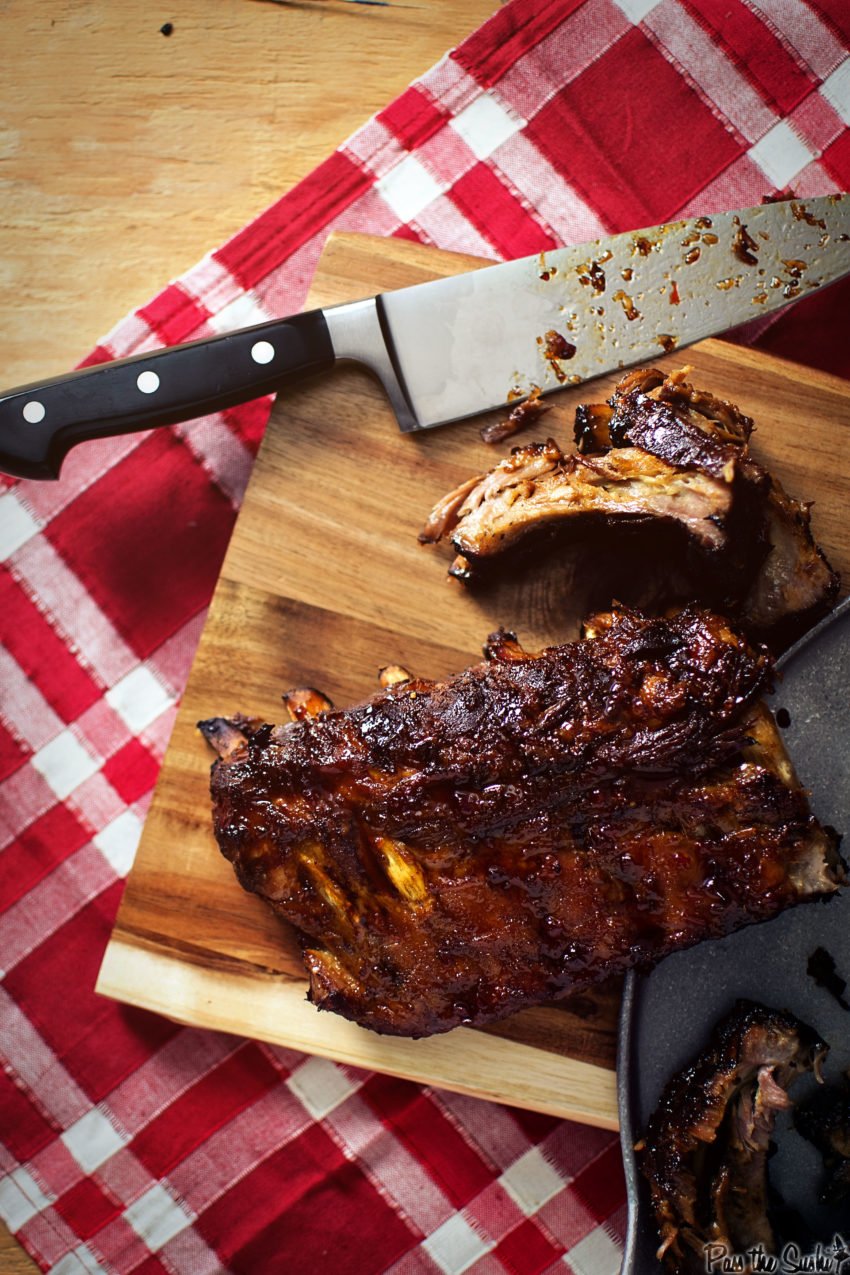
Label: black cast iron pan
xmin=618 ymin=595 xmax=850 ymax=1273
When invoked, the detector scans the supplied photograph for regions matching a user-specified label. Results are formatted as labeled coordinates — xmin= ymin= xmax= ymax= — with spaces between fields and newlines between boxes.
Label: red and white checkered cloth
xmin=2 ymin=1 xmax=850 ymax=1271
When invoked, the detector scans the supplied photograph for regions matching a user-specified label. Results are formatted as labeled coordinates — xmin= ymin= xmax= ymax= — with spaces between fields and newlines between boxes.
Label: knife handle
xmin=0 ymin=309 xmax=334 ymax=480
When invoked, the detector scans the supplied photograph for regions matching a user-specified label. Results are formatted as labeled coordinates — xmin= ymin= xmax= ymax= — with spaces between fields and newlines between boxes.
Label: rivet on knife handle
xmin=0 ymin=310 xmax=334 ymax=480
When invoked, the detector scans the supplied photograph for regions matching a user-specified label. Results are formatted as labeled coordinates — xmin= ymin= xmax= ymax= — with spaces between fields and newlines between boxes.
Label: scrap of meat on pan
xmin=641 ymin=1001 xmax=829 ymax=1274
xmin=200 ymin=606 xmax=842 ymax=1038
xmin=420 ymin=367 xmax=839 ymax=649
xmin=795 ymin=1071 xmax=850 ymax=1207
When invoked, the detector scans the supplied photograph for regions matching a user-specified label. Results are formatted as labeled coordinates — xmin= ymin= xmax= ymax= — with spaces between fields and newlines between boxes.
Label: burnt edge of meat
xmin=794 ymin=1072 xmax=850 ymax=1207
xmin=581 ymin=372 xmax=839 ymax=647
xmin=202 ymin=607 xmax=843 ymax=1039
xmin=641 ymin=1000 xmax=829 ymax=1273
xmin=198 ymin=715 xmax=260 ymax=759
xmin=422 ymin=367 xmax=839 ymax=651
xmin=574 ymin=366 xmax=755 ymax=456
xmin=481 ymin=388 xmax=550 ymax=445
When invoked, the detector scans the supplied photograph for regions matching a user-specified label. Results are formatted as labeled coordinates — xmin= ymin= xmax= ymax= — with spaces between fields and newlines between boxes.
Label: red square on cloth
xmin=0 ymin=1068 xmax=58 ymax=1162
xmin=822 ymin=130 xmax=850 ymax=187
xmin=45 ymin=431 xmax=235 ymax=661
xmin=128 ymin=1045 xmax=280 ymax=1180
xmin=569 ymin=1141 xmax=626 ymax=1223
xmin=492 ymin=1218 xmax=563 ymax=1275
xmin=379 ymin=86 xmax=450 ymax=151
xmin=509 ymin=1107 xmax=561 ymax=1144
xmin=450 ymin=163 xmax=557 ymax=257
xmin=0 ymin=567 xmax=103 ymax=724
xmin=196 ymin=1122 xmax=417 ymax=1274
xmin=54 ymin=1177 xmax=120 ymax=1241
xmin=807 ymin=0 xmax=850 ymax=44
xmin=101 ymin=739 xmax=160 ymax=805
xmin=525 ymin=26 xmax=745 ymax=228
xmin=454 ymin=0 xmax=587 ymax=89
xmin=0 ymin=802 xmax=92 ymax=911
xmin=361 ymin=1075 xmax=496 ymax=1208
xmin=137 ymin=285 xmax=211 ymax=348
xmin=3 ymin=881 xmax=179 ymax=1102
xmin=223 ymin=399 xmax=268 ymax=458
xmin=0 ymin=719 xmax=29 ymax=784
xmin=684 ymin=0 xmax=814 ymax=115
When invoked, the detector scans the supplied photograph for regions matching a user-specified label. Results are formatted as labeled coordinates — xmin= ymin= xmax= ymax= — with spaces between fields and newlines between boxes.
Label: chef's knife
xmin=2 ymin=194 xmax=848 ymax=480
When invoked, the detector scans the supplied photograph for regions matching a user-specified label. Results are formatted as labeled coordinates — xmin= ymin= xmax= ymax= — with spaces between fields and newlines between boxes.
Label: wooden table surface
xmin=0 ymin=2 xmax=498 ymax=1269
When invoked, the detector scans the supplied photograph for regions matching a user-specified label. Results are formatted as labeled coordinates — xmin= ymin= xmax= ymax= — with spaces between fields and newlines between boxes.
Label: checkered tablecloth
xmin=2 ymin=1 xmax=850 ymax=1271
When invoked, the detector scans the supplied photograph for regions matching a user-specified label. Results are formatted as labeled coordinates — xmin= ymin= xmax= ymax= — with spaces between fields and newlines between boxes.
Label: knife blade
xmin=2 ymin=194 xmax=848 ymax=480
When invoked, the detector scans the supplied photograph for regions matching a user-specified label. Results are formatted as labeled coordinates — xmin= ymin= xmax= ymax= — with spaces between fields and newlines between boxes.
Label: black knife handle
xmin=0 ymin=309 xmax=335 ymax=480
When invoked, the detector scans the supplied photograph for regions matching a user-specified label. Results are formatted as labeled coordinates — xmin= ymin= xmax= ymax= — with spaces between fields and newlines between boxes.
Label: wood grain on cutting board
xmin=97 ymin=234 xmax=850 ymax=1129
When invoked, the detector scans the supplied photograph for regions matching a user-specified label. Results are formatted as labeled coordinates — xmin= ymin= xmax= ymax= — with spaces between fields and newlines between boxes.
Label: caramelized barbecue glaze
xmin=422 ymin=368 xmax=839 ymax=650
xmin=203 ymin=608 xmax=841 ymax=1037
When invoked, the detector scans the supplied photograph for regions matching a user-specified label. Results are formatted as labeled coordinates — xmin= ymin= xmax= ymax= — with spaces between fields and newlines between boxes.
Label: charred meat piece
xmin=795 ymin=1072 xmax=850 ymax=1206
xmin=202 ymin=607 xmax=841 ymax=1038
xmin=574 ymin=366 xmax=753 ymax=453
xmin=423 ymin=368 xmax=838 ymax=648
xmin=642 ymin=1001 xmax=829 ymax=1273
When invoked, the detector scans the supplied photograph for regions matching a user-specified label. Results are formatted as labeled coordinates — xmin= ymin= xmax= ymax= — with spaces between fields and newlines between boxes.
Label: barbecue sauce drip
xmin=539 ymin=330 xmax=576 ymax=382
xmin=613 ymin=290 xmax=640 ymax=320
xmin=577 ymin=260 xmax=606 ymax=293
xmin=791 ymin=201 xmax=827 ymax=229
xmin=732 ymin=223 xmax=759 ymax=265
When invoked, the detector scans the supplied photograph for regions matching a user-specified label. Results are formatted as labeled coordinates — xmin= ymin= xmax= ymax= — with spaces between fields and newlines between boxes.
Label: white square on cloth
xmin=94 ymin=810 xmax=143 ymax=877
xmin=499 ymin=1145 xmax=565 ymax=1215
xmin=51 ymin=1245 xmax=109 ymax=1275
xmin=422 ymin=1212 xmax=492 ymax=1275
xmin=566 ymin=1225 xmax=623 ymax=1275
xmin=611 ymin=0 xmax=660 ymax=22
xmin=0 ymin=1166 xmax=53 ymax=1231
xmin=821 ymin=56 xmax=850 ymax=126
xmin=123 ymin=1182 xmax=193 ymax=1251
xmin=31 ymin=730 xmax=99 ymax=801
xmin=748 ymin=120 xmax=814 ymax=188
xmin=0 ymin=492 xmax=40 ymax=559
xmin=450 ymin=94 xmax=523 ymax=159
xmin=287 ymin=1056 xmax=359 ymax=1120
xmin=105 ymin=665 xmax=173 ymax=734
xmin=208 ymin=290 xmax=275 ymax=335
xmin=376 ymin=154 xmax=443 ymax=223
xmin=61 ymin=1107 xmax=129 ymax=1174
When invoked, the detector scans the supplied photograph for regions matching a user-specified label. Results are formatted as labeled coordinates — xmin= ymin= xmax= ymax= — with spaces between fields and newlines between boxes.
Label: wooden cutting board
xmin=97 ymin=233 xmax=850 ymax=1129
